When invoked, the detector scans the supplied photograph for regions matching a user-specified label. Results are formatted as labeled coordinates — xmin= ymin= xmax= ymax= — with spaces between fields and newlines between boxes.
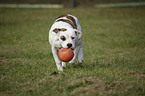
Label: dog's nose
xmin=67 ymin=43 xmax=72 ymax=48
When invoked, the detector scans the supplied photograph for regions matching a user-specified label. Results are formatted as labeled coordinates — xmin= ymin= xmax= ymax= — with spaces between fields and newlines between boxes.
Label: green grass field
xmin=0 ymin=7 xmax=145 ymax=96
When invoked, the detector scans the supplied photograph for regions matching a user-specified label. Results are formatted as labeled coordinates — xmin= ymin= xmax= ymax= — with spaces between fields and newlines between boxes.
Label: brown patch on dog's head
xmin=66 ymin=15 xmax=77 ymax=28
xmin=53 ymin=28 xmax=59 ymax=33
xmin=56 ymin=19 xmax=77 ymax=29
xmin=61 ymin=28 xmax=67 ymax=31
xmin=56 ymin=14 xmax=77 ymax=29
xmin=53 ymin=28 xmax=67 ymax=33
xmin=57 ymin=14 xmax=68 ymax=18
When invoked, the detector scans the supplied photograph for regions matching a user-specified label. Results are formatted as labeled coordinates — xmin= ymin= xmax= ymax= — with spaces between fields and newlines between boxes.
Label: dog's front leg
xmin=51 ymin=47 xmax=63 ymax=71
xmin=62 ymin=62 xmax=66 ymax=68
xmin=69 ymin=46 xmax=81 ymax=65
xmin=78 ymin=44 xmax=83 ymax=64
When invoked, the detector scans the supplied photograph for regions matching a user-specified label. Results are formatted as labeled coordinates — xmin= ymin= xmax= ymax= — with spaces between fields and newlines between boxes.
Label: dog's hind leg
xmin=78 ymin=44 xmax=83 ymax=64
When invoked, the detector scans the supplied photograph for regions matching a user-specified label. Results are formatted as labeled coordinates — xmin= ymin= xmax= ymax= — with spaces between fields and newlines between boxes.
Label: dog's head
xmin=53 ymin=28 xmax=82 ymax=49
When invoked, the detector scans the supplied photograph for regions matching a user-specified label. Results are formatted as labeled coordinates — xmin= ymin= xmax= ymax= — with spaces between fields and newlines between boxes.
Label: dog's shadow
xmin=50 ymin=60 xmax=115 ymax=76
xmin=67 ymin=60 xmax=115 ymax=70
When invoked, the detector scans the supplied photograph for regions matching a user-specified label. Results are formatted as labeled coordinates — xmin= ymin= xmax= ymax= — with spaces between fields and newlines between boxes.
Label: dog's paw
xmin=57 ymin=66 xmax=63 ymax=71
xmin=62 ymin=62 xmax=66 ymax=68
xmin=78 ymin=60 xmax=83 ymax=64
xmin=69 ymin=60 xmax=77 ymax=65
xmin=69 ymin=60 xmax=74 ymax=64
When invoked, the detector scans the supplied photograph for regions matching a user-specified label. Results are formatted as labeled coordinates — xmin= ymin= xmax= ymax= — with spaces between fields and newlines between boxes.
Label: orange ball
xmin=58 ymin=48 xmax=74 ymax=62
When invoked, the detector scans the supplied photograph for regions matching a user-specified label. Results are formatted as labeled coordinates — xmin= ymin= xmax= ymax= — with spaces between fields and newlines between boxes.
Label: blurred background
xmin=0 ymin=0 xmax=145 ymax=8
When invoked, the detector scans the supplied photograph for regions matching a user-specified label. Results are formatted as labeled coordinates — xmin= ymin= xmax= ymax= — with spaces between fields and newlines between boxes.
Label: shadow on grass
xmin=69 ymin=60 xmax=116 ymax=70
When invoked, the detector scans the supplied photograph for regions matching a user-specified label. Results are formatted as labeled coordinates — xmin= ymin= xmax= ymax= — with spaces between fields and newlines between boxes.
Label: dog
xmin=49 ymin=14 xmax=83 ymax=71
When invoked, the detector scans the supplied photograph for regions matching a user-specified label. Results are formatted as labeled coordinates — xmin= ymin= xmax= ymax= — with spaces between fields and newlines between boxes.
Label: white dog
xmin=49 ymin=14 xmax=83 ymax=71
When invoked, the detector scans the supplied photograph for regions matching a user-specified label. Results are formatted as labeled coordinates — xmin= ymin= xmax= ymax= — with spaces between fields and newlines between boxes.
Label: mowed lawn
xmin=0 ymin=7 xmax=145 ymax=96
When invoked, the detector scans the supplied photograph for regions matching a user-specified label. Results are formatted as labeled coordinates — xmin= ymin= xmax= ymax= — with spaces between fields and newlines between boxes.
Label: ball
xmin=58 ymin=48 xmax=74 ymax=62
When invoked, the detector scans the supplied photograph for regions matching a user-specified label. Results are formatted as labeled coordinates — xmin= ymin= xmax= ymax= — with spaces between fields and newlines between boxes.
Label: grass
xmin=0 ymin=7 xmax=145 ymax=96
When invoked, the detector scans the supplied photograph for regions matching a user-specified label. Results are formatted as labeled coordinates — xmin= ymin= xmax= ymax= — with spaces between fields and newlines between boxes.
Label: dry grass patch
xmin=69 ymin=77 xmax=145 ymax=96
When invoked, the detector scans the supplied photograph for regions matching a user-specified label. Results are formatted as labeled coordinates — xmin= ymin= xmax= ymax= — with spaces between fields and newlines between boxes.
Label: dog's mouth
xmin=58 ymin=47 xmax=62 ymax=50
xmin=71 ymin=48 xmax=74 ymax=50
xmin=58 ymin=47 xmax=74 ymax=50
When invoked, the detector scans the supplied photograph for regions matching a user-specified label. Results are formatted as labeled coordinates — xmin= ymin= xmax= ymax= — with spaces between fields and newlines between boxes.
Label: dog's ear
xmin=53 ymin=28 xmax=59 ymax=33
xmin=74 ymin=29 xmax=82 ymax=39
xmin=53 ymin=28 xmax=67 ymax=33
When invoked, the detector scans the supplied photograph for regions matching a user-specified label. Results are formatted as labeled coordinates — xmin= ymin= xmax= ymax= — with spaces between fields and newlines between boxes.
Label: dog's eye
xmin=71 ymin=37 xmax=75 ymax=40
xmin=60 ymin=35 xmax=66 ymax=41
